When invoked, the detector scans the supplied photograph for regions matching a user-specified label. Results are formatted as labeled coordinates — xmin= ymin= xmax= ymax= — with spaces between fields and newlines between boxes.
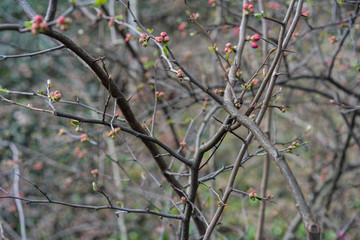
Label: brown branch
xmin=42 ymin=29 xmax=190 ymax=197
xmin=0 ymin=195 xmax=183 ymax=220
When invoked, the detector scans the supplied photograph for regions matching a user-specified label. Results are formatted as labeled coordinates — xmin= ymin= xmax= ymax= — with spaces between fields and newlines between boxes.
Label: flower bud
xmin=250 ymin=41 xmax=258 ymax=48
xmin=34 ymin=15 xmax=43 ymax=23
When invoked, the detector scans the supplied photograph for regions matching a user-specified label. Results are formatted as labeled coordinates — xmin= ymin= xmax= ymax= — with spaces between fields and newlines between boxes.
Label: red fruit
xmin=34 ymin=15 xmax=43 ymax=23
xmin=250 ymin=41 xmax=258 ymax=48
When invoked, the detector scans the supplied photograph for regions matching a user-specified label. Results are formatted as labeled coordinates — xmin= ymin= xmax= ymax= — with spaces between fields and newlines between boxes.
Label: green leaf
xmin=209 ymin=46 xmax=215 ymax=54
xmin=147 ymin=28 xmax=154 ymax=34
xmin=254 ymin=11 xmax=264 ymax=19
xmin=115 ymin=15 xmax=124 ymax=21
xmin=71 ymin=120 xmax=80 ymax=126
xmin=24 ymin=21 xmax=33 ymax=29
xmin=93 ymin=0 xmax=108 ymax=7
xmin=354 ymin=65 xmax=360 ymax=72
xmin=162 ymin=47 xmax=169 ymax=56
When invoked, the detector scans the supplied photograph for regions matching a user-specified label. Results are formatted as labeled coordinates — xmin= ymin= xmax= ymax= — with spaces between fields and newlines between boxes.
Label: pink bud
xmin=32 ymin=22 xmax=39 ymax=30
xmin=65 ymin=18 xmax=72 ymax=24
xmin=34 ymin=15 xmax=43 ymax=23
xmin=251 ymin=34 xmax=261 ymax=41
xmin=250 ymin=41 xmax=258 ymax=48
xmin=178 ymin=23 xmax=186 ymax=31
xmin=226 ymin=43 xmax=232 ymax=48
xmin=39 ymin=22 xmax=48 ymax=30
xmin=160 ymin=32 xmax=167 ymax=38
xmin=57 ymin=16 xmax=65 ymax=25
xmin=60 ymin=25 xmax=68 ymax=31
xmin=163 ymin=36 xmax=170 ymax=43
xmin=155 ymin=36 xmax=163 ymax=43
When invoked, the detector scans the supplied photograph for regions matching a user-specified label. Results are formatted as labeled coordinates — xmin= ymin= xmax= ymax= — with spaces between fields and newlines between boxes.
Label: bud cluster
xmin=49 ymin=90 xmax=62 ymax=102
xmin=248 ymin=191 xmax=257 ymax=201
xmin=31 ymin=15 xmax=48 ymax=35
xmin=224 ymin=42 xmax=235 ymax=54
xmin=91 ymin=169 xmax=99 ymax=177
xmin=139 ymin=33 xmax=150 ymax=47
xmin=280 ymin=105 xmax=286 ymax=113
xmin=247 ymin=34 xmax=261 ymax=48
xmin=208 ymin=0 xmax=216 ymax=6
xmin=243 ymin=4 xmax=254 ymax=15
xmin=155 ymin=91 xmax=165 ymax=100
xmin=56 ymin=16 xmax=72 ymax=31
xmin=155 ymin=32 xmax=170 ymax=44
xmin=267 ymin=194 xmax=274 ymax=200
xmin=214 ymin=89 xmax=224 ymax=96
xmin=177 ymin=69 xmax=185 ymax=79
xmin=286 ymin=141 xmax=300 ymax=153
xmin=80 ymin=133 xmax=89 ymax=142
xmin=107 ymin=127 xmax=120 ymax=139
xmin=328 ymin=35 xmax=337 ymax=44
xmin=125 ymin=33 xmax=134 ymax=42
xmin=250 ymin=78 xmax=259 ymax=86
